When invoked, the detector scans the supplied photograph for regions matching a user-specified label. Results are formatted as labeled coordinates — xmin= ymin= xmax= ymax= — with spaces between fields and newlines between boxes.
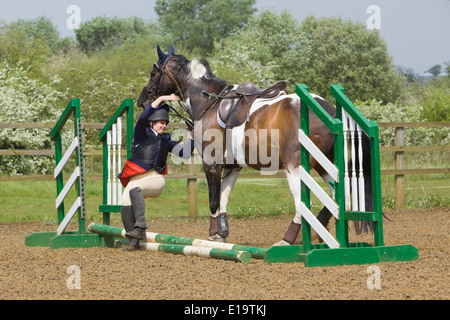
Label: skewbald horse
xmin=138 ymin=45 xmax=373 ymax=245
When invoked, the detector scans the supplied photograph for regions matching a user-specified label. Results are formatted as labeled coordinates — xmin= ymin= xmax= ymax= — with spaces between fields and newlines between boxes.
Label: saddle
xmin=211 ymin=80 xmax=288 ymax=128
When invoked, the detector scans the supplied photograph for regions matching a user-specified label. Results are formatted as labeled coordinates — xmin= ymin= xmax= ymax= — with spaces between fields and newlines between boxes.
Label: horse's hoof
xmin=207 ymin=234 xmax=226 ymax=243
xmin=272 ymin=240 xmax=290 ymax=246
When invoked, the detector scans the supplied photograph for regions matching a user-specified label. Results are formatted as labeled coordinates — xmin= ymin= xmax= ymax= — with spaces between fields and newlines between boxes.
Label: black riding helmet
xmin=148 ymin=104 xmax=170 ymax=124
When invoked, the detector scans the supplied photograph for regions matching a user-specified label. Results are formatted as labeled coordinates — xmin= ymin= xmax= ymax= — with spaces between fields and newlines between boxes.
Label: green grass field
xmin=0 ymin=174 xmax=448 ymax=223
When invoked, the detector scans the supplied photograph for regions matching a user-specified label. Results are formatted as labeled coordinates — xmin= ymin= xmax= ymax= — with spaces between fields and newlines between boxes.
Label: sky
xmin=0 ymin=0 xmax=449 ymax=75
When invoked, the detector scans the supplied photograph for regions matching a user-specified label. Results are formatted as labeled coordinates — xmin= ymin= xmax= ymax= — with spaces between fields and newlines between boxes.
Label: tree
xmin=6 ymin=16 xmax=60 ymax=53
xmin=298 ymin=16 xmax=403 ymax=103
xmin=75 ymin=16 xmax=148 ymax=53
xmin=396 ymin=65 xmax=418 ymax=83
xmin=155 ymin=0 xmax=256 ymax=55
xmin=445 ymin=60 xmax=450 ymax=76
xmin=426 ymin=64 xmax=442 ymax=77
xmin=0 ymin=17 xmax=59 ymax=75
xmin=212 ymin=10 xmax=310 ymax=90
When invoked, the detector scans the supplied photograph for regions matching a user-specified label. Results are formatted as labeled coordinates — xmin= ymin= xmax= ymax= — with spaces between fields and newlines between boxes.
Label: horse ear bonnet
xmin=156 ymin=44 xmax=175 ymax=65
xmin=168 ymin=44 xmax=175 ymax=55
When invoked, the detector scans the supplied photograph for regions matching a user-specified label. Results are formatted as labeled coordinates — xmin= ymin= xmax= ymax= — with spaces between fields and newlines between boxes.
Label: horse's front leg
xmin=204 ymin=164 xmax=228 ymax=242
xmin=215 ymin=167 xmax=241 ymax=240
xmin=219 ymin=168 xmax=240 ymax=214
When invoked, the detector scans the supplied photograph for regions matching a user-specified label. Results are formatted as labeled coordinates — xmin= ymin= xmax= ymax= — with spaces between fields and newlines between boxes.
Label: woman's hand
xmin=151 ymin=94 xmax=179 ymax=108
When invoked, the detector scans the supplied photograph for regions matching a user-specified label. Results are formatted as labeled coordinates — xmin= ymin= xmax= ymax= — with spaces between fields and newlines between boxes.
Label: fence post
xmin=395 ymin=126 xmax=405 ymax=208
xmin=187 ymin=156 xmax=198 ymax=220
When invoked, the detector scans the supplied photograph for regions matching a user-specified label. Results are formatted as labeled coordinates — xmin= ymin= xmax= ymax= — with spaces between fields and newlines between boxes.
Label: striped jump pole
xmin=114 ymin=241 xmax=251 ymax=263
xmin=88 ymin=224 xmax=266 ymax=259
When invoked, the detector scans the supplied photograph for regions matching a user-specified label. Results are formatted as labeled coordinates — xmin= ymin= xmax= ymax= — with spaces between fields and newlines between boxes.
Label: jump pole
xmin=112 ymin=241 xmax=251 ymax=263
xmin=88 ymin=224 xmax=266 ymax=259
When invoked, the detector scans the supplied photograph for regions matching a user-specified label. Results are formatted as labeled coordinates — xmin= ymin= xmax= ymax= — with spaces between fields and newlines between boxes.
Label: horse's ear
xmin=168 ymin=44 xmax=175 ymax=55
xmin=157 ymin=44 xmax=165 ymax=60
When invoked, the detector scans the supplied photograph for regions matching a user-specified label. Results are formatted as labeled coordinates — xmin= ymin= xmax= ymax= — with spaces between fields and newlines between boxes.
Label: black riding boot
xmin=120 ymin=205 xmax=140 ymax=251
xmin=125 ymin=187 xmax=147 ymax=240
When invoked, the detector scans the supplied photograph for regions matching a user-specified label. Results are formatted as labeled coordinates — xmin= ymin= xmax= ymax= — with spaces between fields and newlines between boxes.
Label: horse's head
xmin=137 ymin=44 xmax=189 ymax=108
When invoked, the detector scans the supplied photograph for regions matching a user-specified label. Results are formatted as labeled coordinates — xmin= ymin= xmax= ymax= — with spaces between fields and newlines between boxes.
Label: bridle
xmin=148 ymin=57 xmax=193 ymax=130
xmin=149 ymin=59 xmax=186 ymax=102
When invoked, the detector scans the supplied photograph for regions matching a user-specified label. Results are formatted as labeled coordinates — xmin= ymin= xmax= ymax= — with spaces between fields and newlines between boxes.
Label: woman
xmin=118 ymin=94 xmax=194 ymax=251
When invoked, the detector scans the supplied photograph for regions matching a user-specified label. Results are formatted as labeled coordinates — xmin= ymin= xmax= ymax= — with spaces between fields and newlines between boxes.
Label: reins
xmin=168 ymin=103 xmax=194 ymax=131
xmin=150 ymin=57 xmax=233 ymax=129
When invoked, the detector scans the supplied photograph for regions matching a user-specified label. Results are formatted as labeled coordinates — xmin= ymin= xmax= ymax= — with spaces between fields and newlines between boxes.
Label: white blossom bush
xmin=0 ymin=63 xmax=69 ymax=175
xmin=355 ymin=99 xmax=449 ymax=147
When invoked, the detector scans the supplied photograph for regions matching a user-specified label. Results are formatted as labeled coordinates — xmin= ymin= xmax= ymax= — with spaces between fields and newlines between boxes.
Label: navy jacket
xmin=118 ymin=105 xmax=194 ymax=186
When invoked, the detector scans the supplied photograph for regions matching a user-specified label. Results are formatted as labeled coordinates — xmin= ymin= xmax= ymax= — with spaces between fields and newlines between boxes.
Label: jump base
xmin=264 ymin=242 xmax=419 ymax=267
xmin=25 ymin=232 xmax=102 ymax=249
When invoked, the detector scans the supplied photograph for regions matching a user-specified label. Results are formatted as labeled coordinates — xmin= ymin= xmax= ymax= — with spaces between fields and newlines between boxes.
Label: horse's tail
xmin=352 ymin=132 xmax=375 ymax=234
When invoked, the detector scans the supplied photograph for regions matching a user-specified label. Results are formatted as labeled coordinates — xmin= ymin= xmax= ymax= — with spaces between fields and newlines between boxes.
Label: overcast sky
xmin=0 ymin=0 xmax=448 ymax=75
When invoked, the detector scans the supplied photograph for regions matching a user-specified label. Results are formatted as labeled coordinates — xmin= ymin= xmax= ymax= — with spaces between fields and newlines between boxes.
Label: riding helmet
xmin=148 ymin=104 xmax=170 ymax=124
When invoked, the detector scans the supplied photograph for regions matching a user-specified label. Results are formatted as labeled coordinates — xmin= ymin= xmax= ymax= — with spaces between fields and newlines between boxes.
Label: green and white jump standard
xmin=25 ymin=99 xmax=101 ymax=249
xmin=98 ymin=98 xmax=134 ymax=226
xmin=264 ymin=84 xmax=419 ymax=266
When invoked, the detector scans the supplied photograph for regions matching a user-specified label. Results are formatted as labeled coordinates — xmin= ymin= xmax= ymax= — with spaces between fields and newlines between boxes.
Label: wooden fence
xmin=1 ymin=121 xmax=449 ymax=210
xmin=377 ymin=122 xmax=450 ymax=208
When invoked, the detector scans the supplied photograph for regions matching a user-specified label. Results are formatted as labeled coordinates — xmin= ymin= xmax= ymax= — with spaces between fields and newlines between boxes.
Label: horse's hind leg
xmin=274 ymin=167 xmax=302 ymax=246
xmin=316 ymin=171 xmax=335 ymax=230
xmin=275 ymin=168 xmax=336 ymax=246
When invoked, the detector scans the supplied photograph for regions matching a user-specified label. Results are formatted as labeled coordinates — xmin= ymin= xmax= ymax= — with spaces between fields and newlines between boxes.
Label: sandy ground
xmin=0 ymin=207 xmax=448 ymax=302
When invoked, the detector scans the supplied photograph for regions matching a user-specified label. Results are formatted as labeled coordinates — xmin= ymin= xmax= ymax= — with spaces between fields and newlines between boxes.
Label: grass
xmin=0 ymin=174 xmax=449 ymax=224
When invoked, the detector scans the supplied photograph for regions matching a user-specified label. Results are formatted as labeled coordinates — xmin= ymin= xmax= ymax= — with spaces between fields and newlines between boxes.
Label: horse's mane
xmin=189 ymin=58 xmax=215 ymax=80
xmin=171 ymin=55 xmax=227 ymax=87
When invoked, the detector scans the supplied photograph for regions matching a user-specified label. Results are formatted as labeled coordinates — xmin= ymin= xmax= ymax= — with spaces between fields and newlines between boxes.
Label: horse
xmin=137 ymin=45 xmax=373 ymax=245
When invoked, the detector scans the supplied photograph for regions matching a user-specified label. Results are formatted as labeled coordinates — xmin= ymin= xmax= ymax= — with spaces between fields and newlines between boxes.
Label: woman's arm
xmin=139 ymin=95 xmax=179 ymax=122
xmin=151 ymin=94 xmax=179 ymax=108
xmin=135 ymin=95 xmax=180 ymax=139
